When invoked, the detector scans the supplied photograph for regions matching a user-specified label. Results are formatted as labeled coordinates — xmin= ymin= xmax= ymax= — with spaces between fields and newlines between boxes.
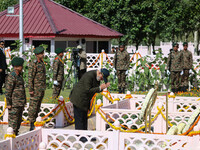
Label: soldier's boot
xmin=118 ymin=88 xmax=122 ymax=93
xmin=30 ymin=122 xmax=35 ymax=131
xmin=184 ymin=86 xmax=189 ymax=92
xmin=122 ymin=88 xmax=125 ymax=94
xmin=179 ymin=87 xmax=184 ymax=92
xmin=15 ymin=130 xmax=19 ymax=136
xmin=171 ymin=89 xmax=175 ymax=93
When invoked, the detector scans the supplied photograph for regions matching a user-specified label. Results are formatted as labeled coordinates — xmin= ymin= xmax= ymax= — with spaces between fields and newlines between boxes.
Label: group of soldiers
xmin=4 ymin=46 xmax=68 ymax=135
xmin=167 ymin=42 xmax=193 ymax=93
xmin=0 ymin=41 xmax=193 ymax=136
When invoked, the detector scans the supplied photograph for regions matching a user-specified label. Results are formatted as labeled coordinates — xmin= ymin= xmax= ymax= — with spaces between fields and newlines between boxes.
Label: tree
xmin=0 ymin=0 xmax=18 ymax=12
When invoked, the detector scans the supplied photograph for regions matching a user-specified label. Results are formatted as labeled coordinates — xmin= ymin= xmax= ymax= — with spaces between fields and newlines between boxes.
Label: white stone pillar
xmin=51 ymin=39 xmax=55 ymax=53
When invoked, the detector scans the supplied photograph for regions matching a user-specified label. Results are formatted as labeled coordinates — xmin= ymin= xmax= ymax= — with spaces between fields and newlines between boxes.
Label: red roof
xmin=0 ymin=0 xmax=122 ymax=38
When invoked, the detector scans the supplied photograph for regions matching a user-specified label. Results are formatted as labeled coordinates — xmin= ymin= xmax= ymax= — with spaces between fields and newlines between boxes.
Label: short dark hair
xmin=0 ymin=41 xmax=4 ymax=43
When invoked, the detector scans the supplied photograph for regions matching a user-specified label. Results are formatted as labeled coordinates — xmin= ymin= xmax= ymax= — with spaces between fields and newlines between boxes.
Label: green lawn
xmin=0 ymin=88 xmax=71 ymax=104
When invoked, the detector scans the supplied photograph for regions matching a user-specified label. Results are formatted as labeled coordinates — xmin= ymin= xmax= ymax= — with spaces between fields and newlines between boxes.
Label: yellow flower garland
xmin=0 ymin=98 xmax=7 ymax=118
xmin=95 ymin=104 xmax=168 ymax=133
xmin=4 ymin=134 xmax=16 ymax=139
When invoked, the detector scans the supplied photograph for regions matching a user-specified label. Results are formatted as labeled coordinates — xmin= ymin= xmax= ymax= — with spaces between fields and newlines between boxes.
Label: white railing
xmin=103 ymin=93 xmax=200 ymax=112
xmin=98 ymin=93 xmax=200 ymax=133
xmin=1 ymin=128 xmax=200 ymax=150
xmin=119 ymin=131 xmax=198 ymax=150
xmin=0 ymin=101 xmax=74 ymax=128
xmin=0 ymin=138 xmax=11 ymax=150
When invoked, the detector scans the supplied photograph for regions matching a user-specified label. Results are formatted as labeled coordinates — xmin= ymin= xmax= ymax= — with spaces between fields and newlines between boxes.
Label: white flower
xmin=177 ymin=123 xmax=186 ymax=134
xmin=182 ymin=107 xmax=200 ymax=133
xmin=167 ymin=125 xmax=178 ymax=135
xmin=139 ymin=88 xmax=155 ymax=121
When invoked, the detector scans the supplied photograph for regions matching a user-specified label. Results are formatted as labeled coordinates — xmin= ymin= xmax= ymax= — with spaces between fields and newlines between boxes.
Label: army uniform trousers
xmin=52 ymin=81 xmax=63 ymax=99
xmin=116 ymin=70 xmax=126 ymax=88
xmin=181 ymin=69 xmax=189 ymax=87
xmin=8 ymin=106 xmax=24 ymax=135
xmin=28 ymin=90 xmax=45 ymax=123
xmin=171 ymin=71 xmax=181 ymax=90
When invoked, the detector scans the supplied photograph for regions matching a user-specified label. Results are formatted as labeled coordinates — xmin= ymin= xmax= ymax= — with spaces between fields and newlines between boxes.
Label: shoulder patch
xmin=55 ymin=57 xmax=58 ymax=60
xmin=11 ymin=71 xmax=16 ymax=77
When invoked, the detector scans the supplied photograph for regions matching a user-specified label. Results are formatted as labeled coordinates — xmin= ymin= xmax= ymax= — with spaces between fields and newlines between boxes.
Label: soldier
xmin=111 ymin=46 xmax=115 ymax=53
xmin=52 ymin=48 xmax=65 ymax=99
xmin=77 ymin=45 xmax=87 ymax=80
xmin=113 ymin=44 xmax=130 ymax=93
xmin=0 ymin=41 xmax=7 ymax=95
xmin=28 ymin=46 xmax=46 ymax=131
xmin=167 ymin=43 xmax=183 ymax=93
xmin=5 ymin=57 xmax=26 ymax=136
xmin=180 ymin=42 xmax=193 ymax=92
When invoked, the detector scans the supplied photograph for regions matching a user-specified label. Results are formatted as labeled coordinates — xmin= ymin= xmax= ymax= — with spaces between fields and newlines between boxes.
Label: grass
xmin=1 ymin=88 xmax=198 ymax=104
xmin=0 ymin=88 xmax=104 ymax=104
xmin=0 ymin=88 xmax=71 ymax=104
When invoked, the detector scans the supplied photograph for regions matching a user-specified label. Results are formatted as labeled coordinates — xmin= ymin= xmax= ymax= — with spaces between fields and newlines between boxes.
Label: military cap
xmin=11 ymin=57 xmax=24 ymax=66
xmin=100 ymin=68 xmax=110 ymax=83
xmin=55 ymin=48 xmax=64 ymax=54
xmin=183 ymin=42 xmax=188 ymax=46
xmin=172 ymin=42 xmax=179 ymax=47
xmin=34 ymin=46 xmax=44 ymax=54
xmin=119 ymin=42 xmax=125 ymax=47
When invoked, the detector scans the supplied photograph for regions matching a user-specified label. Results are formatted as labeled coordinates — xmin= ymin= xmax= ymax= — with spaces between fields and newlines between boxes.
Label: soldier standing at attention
xmin=52 ymin=48 xmax=65 ymax=99
xmin=77 ymin=45 xmax=87 ymax=80
xmin=180 ymin=42 xmax=193 ymax=92
xmin=5 ymin=57 xmax=26 ymax=136
xmin=167 ymin=43 xmax=183 ymax=93
xmin=113 ymin=44 xmax=130 ymax=93
xmin=28 ymin=46 xmax=46 ymax=131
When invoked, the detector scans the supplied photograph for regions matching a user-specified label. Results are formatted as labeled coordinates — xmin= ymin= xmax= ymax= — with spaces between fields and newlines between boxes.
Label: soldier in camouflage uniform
xmin=52 ymin=48 xmax=65 ymax=99
xmin=113 ymin=44 xmax=130 ymax=93
xmin=28 ymin=46 xmax=46 ymax=131
xmin=180 ymin=42 xmax=193 ymax=92
xmin=167 ymin=43 xmax=183 ymax=93
xmin=5 ymin=57 xmax=26 ymax=136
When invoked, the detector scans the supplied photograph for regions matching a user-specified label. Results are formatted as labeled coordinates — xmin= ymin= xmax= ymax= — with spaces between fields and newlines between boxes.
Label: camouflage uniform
xmin=167 ymin=51 xmax=183 ymax=92
xmin=28 ymin=59 xmax=46 ymax=123
xmin=180 ymin=49 xmax=193 ymax=89
xmin=113 ymin=49 xmax=130 ymax=93
xmin=5 ymin=70 xmax=26 ymax=135
xmin=52 ymin=56 xmax=64 ymax=98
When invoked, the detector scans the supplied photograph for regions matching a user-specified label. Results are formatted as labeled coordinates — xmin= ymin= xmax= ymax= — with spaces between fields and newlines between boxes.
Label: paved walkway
xmin=0 ymin=115 xmax=96 ymax=141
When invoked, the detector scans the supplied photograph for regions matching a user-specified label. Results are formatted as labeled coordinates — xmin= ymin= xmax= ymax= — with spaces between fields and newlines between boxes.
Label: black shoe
xmin=118 ymin=88 xmax=122 ymax=93
xmin=91 ymin=137 xmax=96 ymax=142
xmin=80 ymin=137 xmax=88 ymax=143
xmin=122 ymin=88 xmax=125 ymax=94
xmin=171 ymin=89 xmax=175 ymax=93
xmin=179 ymin=87 xmax=183 ymax=92
xmin=30 ymin=122 xmax=35 ymax=131
xmin=185 ymin=86 xmax=188 ymax=92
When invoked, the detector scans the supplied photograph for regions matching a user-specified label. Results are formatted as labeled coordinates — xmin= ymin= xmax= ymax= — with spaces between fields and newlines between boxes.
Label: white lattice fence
xmin=1 ymin=101 xmax=74 ymax=128
xmin=11 ymin=129 xmax=42 ymax=150
xmin=103 ymin=93 xmax=200 ymax=112
xmin=1 ymin=128 xmax=200 ymax=150
xmin=42 ymin=129 xmax=117 ymax=150
xmin=0 ymin=139 xmax=11 ymax=150
xmin=98 ymin=96 xmax=200 ymax=133
xmin=119 ymin=132 xmax=198 ymax=150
